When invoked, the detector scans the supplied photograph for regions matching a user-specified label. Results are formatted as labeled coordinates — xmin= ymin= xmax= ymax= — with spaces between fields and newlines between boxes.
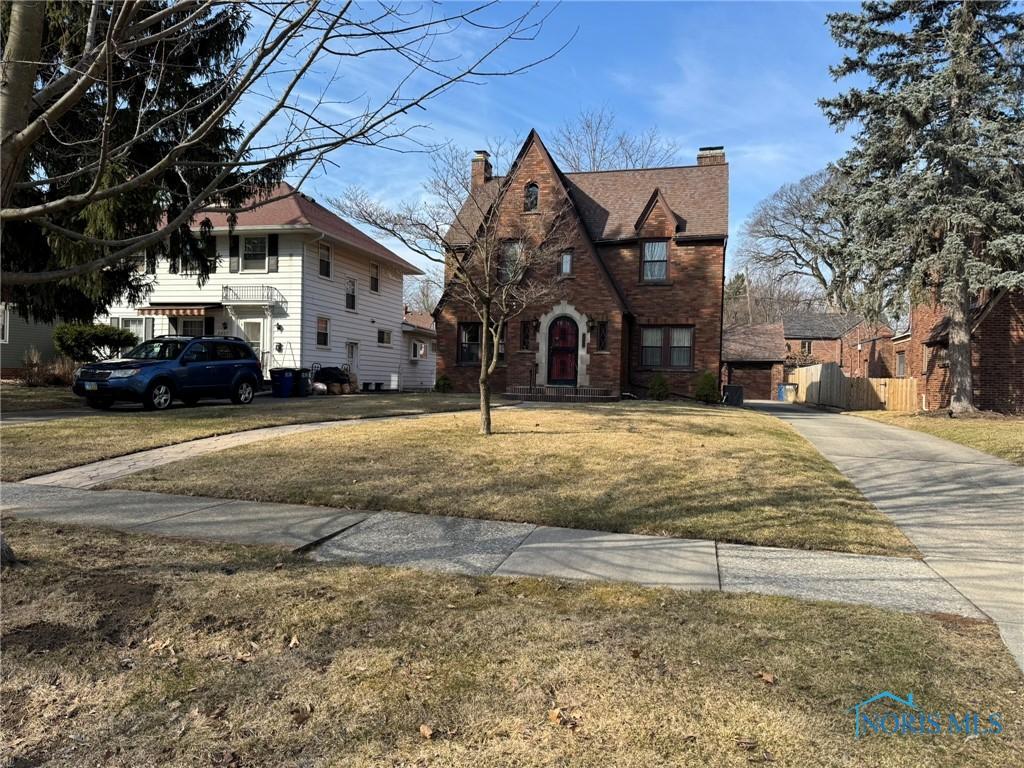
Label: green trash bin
xmin=293 ymin=367 xmax=312 ymax=397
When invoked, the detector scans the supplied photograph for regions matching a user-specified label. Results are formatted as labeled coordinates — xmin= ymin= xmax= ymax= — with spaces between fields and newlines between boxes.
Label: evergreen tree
xmin=820 ymin=0 xmax=1024 ymax=413
xmin=1 ymin=1 xmax=285 ymax=322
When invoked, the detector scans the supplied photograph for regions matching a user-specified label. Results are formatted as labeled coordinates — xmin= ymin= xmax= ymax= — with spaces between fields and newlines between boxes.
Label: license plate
xmin=84 ymin=382 xmax=98 ymax=391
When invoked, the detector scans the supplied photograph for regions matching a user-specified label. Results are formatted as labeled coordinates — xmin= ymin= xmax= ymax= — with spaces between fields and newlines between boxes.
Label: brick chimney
xmin=471 ymin=149 xmax=492 ymax=190
xmin=697 ymin=146 xmax=726 ymax=166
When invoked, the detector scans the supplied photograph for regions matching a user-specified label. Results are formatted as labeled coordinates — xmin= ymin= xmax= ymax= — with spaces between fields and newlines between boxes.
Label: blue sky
xmin=271 ymin=1 xmax=858 ymax=275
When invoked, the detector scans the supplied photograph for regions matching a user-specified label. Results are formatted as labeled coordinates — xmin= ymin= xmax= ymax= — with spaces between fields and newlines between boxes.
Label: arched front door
xmin=548 ymin=316 xmax=579 ymax=385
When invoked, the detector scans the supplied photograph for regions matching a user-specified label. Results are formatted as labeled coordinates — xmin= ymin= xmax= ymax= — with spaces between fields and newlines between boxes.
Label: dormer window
xmin=524 ymin=182 xmax=539 ymax=212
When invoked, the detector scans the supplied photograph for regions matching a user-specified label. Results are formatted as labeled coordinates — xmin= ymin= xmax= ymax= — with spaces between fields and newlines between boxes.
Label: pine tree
xmin=820 ymin=0 xmax=1024 ymax=413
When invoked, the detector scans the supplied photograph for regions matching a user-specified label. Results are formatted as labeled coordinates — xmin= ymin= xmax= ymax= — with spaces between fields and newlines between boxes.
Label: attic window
xmin=524 ymin=182 xmax=539 ymax=212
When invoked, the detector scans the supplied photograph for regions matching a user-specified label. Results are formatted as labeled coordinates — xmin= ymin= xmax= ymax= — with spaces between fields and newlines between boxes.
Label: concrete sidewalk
xmin=748 ymin=400 xmax=1024 ymax=669
xmin=2 ymin=482 xmax=984 ymax=622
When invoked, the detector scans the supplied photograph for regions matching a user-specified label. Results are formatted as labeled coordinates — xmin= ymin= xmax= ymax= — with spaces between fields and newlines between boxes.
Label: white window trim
xmin=316 ymin=316 xmax=331 ymax=349
xmin=369 ymin=262 xmax=381 ymax=293
xmin=410 ymin=339 xmax=426 ymax=360
xmin=377 ymin=328 xmax=392 ymax=346
xmin=318 ymin=242 xmax=332 ymax=280
xmin=0 ymin=305 xmax=9 ymax=343
xmin=241 ymin=235 xmax=269 ymax=273
xmin=345 ymin=278 xmax=357 ymax=312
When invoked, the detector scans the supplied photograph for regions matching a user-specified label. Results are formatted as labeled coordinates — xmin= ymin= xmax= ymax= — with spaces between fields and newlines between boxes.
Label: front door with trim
xmin=345 ymin=341 xmax=359 ymax=381
xmin=548 ymin=316 xmax=578 ymax=386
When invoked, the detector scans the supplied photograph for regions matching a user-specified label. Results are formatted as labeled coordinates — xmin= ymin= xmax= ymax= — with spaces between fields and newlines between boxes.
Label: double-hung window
xmin=498 ymin=241 xmax=524 ymax=283
xmin=316 ymin=317 xmax=330 ymax=347
xmin=558 ymin=250 xmax=573 ymax=277
xmin=318 ymin=243 xmax=332 ymax=278
xmin=641 ymin=241 xmax=668 ymax=281
xmin=410 ymin=340 xmax=426 ymax=360
xmin=345 ymin=279 xmax=356 ymax=310
xmin=121 ymin=317 xmax=145 ymax=344
xmin=377 ymin=329 xmax=392 ymax=345
xmin=369 ymin=263 xmax=380 ymax=292
xmin=896 ymin=350 xmax=906 ymax=378
xmin=596 ymin=321 xmax=609 ymax=352
xmin=640 ymin=326 xmax=695 ymax=369
xmin=243 ymin=236 xmax=267 ymax=271
xmin=520 ymin=320 xmax=531 ymax=350
xmin=800 ymin=339 xmax=812 ymax=356
xmin=457 ymin=322 xmax=481 ymax=364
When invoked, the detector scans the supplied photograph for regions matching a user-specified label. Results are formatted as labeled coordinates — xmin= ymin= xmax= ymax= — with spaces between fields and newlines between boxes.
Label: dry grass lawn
xmin=113 ymin=402 xmax=917 ymax=556
xmin=0 ymin=383 xmax=82 ymax=413
xmin=853 ymin=411 xmax=1024 ymax=466
xmin=0 ymin=393 xmax=480 ymax=481
xmin=1 ymin=519 xmax=1020 ymax=768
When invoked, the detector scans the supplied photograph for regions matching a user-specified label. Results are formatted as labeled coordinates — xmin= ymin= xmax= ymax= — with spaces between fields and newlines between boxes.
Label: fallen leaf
xmin=274 ymin=562 xmax=284 ymax=570
xmin=736 ymin=737 xmax=759 ymax=751
xmin=210 ymin=750 xmax=240 ymax=767
xmin=291 ymin=702 xmax=313 ymax=726
xmin=547 ymin=707 xmax=580 ymax=729
xmin=757 ymin=671 xmax=777 ymax=686
xmin=288 ymin=635 xmax=299 ymax=648
xmin=419 ymin=723 xmax=434 ymax=740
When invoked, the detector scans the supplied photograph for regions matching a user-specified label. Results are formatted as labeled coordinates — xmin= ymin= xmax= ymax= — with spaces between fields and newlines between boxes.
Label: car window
xmin=213 ymin=343 xmax=237 ymax=361
xmin=125 ymin=340 xmax=187 ymax=360
xmin=235 ymin=343 xmax=255 ymax=360
xmin=183 ymin=342 xmax=211 ymax=362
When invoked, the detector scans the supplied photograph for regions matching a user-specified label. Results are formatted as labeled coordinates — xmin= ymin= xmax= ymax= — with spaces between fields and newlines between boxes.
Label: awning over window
xmin=137 ymin=304 xmax=221 ymax=317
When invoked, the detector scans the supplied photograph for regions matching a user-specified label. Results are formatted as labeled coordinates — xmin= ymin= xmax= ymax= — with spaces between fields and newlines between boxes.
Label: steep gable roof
xmin=203 ymin=182 xmax=420 ymax=274
xmin=633 ymin=187 xmax=685 ymax=234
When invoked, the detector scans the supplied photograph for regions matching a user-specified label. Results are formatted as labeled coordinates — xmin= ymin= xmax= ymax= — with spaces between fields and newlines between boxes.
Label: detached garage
xmin=721 ymin=323 xmax=786 ymax=401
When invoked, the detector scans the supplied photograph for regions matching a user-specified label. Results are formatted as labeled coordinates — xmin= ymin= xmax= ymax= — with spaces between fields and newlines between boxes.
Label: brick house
xmin=891 ymin=289 xmax=1024 ymax=412
xmin=434 ymin=130 xmax=728 ymax=399
xmin=721 ymin=323 xmax=785 ymax=400
xmin=782 ymin=312 xmax=894 ymax=378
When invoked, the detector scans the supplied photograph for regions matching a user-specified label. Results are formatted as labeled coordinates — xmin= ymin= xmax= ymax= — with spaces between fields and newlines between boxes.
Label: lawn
xmin=1 ymin=519 xmax=1019 ymax=768
xmin=0 ymin=383 xmax=82 ymax=413
xmin=854 ymin=411 xmax=1024 ymax=465
xmin=113 ymin=402 xmax=917 ymax=556
xmin=0 ymin=393 xmax=480 ymax=482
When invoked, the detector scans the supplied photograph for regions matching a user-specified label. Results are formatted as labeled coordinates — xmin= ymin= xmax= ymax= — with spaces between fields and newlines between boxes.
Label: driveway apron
xmin=749 ymin=400 xmax=1024 ymax=668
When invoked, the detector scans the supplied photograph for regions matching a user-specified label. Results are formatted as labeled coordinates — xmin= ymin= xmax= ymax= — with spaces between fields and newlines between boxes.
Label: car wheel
xmin=86 ymin=398 xmax=113 ymax=410
xmin=143 ymin=381 xmax=174 ymax=411
xmin=231 ymin=378 xmax=255 ymax=405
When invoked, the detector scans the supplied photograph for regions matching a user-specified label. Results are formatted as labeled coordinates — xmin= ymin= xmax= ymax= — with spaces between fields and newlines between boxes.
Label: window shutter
xmin=204 ymin=316 xmax=215 ymax=336
xmin=206 ymin=237 xmax=217 ymax=273
xmin=267 ymin=234 xmax=279 ymax=272
xmin=229 ymin=236 xmax=240 ymax=272
xmin=144 ymin=318 xmax=155 ymax=340
xmin=168 ymin=317 xmax=178 ymax=333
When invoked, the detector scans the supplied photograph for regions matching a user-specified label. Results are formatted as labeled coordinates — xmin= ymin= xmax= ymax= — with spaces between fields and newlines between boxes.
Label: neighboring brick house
xmin=434 ymin=130 xmax=728 ymax=399
xmin=891 ymin=289 xmax=1024 ymax=412
xmin=721 ymin=323 xmax=785 ymax=400
xmin=782 ymin=312 xmax=894 ymax=378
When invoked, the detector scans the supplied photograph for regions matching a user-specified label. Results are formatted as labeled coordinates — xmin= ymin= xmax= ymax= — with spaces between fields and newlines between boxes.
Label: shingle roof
xmin=722 ymin=323 xmax=786 ymax=362
xmin=449 ymin=161 xmax=728 ymax=245
xmin=403 ymin=311 xmax=435 ymax=332
xmin=203 ymin=182 xmax=420 ymax=274
xmin=782 ymin=312 xmax=865 ymax=340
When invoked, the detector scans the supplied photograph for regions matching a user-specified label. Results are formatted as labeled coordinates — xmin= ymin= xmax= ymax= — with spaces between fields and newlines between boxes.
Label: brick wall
xmin=722 ymin=361 xmax=784 ymax=400
xmin=840 ymin=322 xmax=895 ymax=378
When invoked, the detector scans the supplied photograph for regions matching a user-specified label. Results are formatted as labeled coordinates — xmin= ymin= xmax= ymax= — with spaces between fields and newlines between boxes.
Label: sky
xmin=258 ymin=1 xmax=859 ymax=276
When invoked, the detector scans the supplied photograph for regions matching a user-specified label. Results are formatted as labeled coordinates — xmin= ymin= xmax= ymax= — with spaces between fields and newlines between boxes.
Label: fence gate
xmin=787 ymin=363 xmax=917 ymax=411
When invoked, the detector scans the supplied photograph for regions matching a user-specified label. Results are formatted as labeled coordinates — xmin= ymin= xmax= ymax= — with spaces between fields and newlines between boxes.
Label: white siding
xmin=399 ymin=329 xmax=437 ymax=390
xmin=104 ymin=229 xmax=307 ymax=370
xmin=300 ymin=237 xmax=408 ymax=390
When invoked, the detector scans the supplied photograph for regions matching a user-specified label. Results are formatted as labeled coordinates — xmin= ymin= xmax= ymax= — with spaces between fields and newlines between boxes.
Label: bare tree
xmin=723 ymin=266 xmax=825 ymax=329
xmin=403 ymin=264 xmax=444 ymax=315
xmin=737 ymin=169 xmax=851 ymax=304
xmin=549 ymin=107 xmax=682 ymax=172
xmin=1 ymin=0 xmax=568 ymax=287
xmin=335 ymin=146 xmax=573 ymax=434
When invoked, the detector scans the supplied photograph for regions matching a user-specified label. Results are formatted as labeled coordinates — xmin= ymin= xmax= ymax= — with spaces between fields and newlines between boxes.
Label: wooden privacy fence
xmin=787 ymin=362 xmax=917 ymax=411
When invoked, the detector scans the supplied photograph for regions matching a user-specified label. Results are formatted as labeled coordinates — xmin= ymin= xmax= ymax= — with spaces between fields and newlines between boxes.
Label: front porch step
xmin=504 ymin=385 xmax=618 ymax=403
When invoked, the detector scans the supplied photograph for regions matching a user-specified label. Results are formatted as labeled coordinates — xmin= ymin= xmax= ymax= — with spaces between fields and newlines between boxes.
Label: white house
xmin=400 ymin=309 xmax=437 ymax=391
xmin=103 ymin=183 xmax=426 ymax=391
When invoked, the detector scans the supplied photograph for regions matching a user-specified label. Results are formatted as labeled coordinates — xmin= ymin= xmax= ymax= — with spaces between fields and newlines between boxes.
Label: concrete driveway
xmin=749 ymin=400 xmax=1024 ymax=668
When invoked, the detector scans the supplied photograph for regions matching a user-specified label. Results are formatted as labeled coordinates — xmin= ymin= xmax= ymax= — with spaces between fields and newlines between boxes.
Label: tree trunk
xmin=946 ymin=277 xmax=975 ymax=415
xmin=478 ymin=306 xmax=492 ymax=435
xmin=0 ymin=0 xmax=46 ymax=207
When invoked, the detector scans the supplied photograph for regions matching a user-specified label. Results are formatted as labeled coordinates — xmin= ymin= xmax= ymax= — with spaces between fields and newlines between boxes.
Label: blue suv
xmin=72 ymin=335 xmax=263 ymax=410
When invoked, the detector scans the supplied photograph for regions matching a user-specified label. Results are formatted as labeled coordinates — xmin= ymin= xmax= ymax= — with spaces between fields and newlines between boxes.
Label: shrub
xmin=694 ymin=370 xmax=720 ymax=404
xmin=647 ymin=373 xmax=670 ymax=401
xmin=53 ymin=323 xmax=138 ymax=362
xmin=21 ymin=346 xmax=47 ymax=387
xmin=434 ymin=374 xmax=453 ymax=393
xmin=47 ymin=356 xmax=78 ymax=386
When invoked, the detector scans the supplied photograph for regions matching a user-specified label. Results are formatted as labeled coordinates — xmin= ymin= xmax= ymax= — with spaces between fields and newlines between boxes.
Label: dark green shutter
xmin=168 ymin=317 xmax=178 ymax=333
xmin=229 ymin=236 xmax=239 ymax=272
xmin=206 ymin=237 xmax=217 ymax=273
xmin=267 ymin=234 xmax=279 ymax=272
xmin=204 ymin=317 xmax=215 ymax=336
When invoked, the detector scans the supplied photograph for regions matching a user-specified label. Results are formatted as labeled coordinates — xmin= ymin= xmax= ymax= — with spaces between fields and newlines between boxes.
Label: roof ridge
xmin=566 ymin=162 xmax=722 ymax=176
